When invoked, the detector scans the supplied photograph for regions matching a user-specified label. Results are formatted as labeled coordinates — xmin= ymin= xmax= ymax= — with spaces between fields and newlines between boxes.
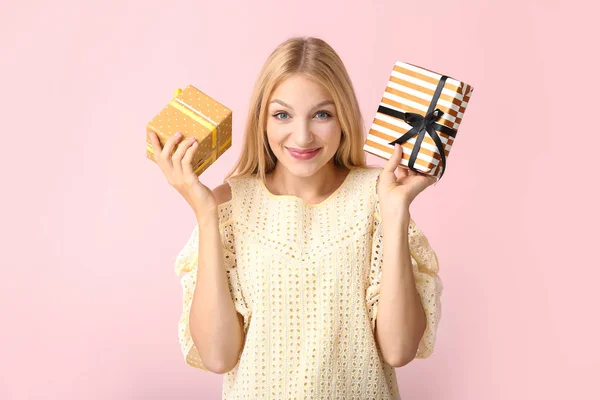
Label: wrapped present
xmin=364 ymin=61 xmax=473 ymax=181
xmin=146 ymin=85 xmax=232 ymax=176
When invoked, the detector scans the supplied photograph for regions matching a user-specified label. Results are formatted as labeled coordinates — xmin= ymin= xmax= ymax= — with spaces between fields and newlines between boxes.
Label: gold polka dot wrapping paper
xmin=146 ymin=85 xmax=233 ymax=177
xmin=364 ymin=61 xmax=473 ymax=182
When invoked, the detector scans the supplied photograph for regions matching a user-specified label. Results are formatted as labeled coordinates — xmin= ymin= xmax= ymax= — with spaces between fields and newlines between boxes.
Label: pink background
xmin=1 ymin=0 xmax=598 ymax=398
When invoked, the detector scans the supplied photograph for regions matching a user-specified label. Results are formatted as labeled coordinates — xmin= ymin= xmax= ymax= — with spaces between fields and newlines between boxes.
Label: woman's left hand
xmin=377 ymin=143 xmax=438 ymax=216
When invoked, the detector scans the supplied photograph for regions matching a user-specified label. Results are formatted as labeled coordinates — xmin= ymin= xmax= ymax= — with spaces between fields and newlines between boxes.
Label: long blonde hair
xmin=224 ymin=36 xmax=368 ymax=183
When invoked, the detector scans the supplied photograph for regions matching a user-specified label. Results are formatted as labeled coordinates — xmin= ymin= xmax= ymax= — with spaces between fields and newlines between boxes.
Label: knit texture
xmin=175 ymin=166 xmax=443 ymax=400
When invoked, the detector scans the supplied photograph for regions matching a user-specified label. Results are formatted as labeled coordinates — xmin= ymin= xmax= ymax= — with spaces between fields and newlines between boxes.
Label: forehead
xmin=268 ymin=74 xmax=333 ymax=106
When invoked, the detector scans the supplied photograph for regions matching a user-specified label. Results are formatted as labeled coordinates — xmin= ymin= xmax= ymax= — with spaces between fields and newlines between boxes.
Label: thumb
xmin=382 ymin=143 xmax=403 ymax=173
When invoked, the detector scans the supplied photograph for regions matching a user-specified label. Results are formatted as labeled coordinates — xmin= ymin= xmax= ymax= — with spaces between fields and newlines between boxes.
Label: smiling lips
xmin=287 ymin=147 xmax=321 ymax=160
xmin=288 ymin=147 xmax=319 ymax=153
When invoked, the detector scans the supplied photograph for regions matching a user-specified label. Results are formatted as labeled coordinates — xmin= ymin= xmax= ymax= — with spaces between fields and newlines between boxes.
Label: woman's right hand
xmin=148 ymin=131 xmax=218 ymax=218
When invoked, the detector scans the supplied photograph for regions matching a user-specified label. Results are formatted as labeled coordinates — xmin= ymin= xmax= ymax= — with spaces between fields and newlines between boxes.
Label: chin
xmin=287 ymin=160 xmax=335 ymax=178
xmin=285 ymin=164 xmax=321 ymax=178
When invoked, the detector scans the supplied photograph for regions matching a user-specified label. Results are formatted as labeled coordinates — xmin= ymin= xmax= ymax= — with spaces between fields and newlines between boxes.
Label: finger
xmin=182 ymin=140 xmax=199 ymax=177
xmin=147 ymin=131 xmax=163 ymax=162
xmin=173 ymin=136 xmax=196 ymax=176
xmin=162 ymin=132 xmax=184 ymax=162
xmin=171 ymin=136 xmax=196 ymax=174
xmin=396 ymin=164 xmax=409 ymax=180
xmin=382 ymin=143 xmax=403 ymax=173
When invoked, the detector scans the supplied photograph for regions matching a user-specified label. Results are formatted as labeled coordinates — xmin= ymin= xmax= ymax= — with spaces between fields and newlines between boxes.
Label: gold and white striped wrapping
xmin=364 ymin=61 xmax=473 ymax=179
xmin=146 ymin=85 xmax=233 ymax=177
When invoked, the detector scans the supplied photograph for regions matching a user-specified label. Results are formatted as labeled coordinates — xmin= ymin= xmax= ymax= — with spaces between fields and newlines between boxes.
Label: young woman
xmin=148 ymin=36 xmax=442 ymax=400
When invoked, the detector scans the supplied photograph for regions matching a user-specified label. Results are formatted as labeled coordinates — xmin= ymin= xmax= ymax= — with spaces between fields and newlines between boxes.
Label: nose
xmin=291 ymin=120 xmax=315 ymax=146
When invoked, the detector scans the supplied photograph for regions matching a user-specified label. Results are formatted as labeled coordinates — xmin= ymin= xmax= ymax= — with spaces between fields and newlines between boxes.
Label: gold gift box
xmin=364 ymin=61 xmax=473 ymax=181
xmin=146 ymin=85 xmax=232 ymax=176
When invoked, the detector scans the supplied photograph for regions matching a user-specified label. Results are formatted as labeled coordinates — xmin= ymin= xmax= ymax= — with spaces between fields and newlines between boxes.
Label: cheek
xmin=265 ymin=127 xmax=285 ymax=149
xmin=313 ymin=123 xmax=342 ymax=145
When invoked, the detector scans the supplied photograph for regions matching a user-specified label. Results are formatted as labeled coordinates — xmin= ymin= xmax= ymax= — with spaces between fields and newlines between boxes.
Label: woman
xmin=148 ymin=36 xmax=442 ymax=400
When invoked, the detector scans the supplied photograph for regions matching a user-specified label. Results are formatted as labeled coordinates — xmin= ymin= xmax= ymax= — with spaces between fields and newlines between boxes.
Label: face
xmin=265 ymin=74 xmax=342 ymax=177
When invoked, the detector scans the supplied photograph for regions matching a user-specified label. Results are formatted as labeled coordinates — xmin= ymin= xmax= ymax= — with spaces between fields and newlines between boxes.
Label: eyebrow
xmin=269 ymin=99 xmax=334 ymax=110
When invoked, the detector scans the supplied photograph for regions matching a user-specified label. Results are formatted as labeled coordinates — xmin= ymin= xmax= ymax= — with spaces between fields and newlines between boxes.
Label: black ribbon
xmin=378 ymin=75 xmax=457 ymax=181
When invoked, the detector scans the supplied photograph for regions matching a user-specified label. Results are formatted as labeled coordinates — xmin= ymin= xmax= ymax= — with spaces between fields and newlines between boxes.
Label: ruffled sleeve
xmin=365 ymin=198 xmax=443 ymax=359
xmin=174 ymin=201 xmax=252 ymax=370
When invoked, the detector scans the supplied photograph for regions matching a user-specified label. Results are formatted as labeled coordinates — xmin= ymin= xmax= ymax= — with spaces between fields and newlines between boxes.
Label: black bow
xmin=378 ymin=75 xmax=457 ymax=181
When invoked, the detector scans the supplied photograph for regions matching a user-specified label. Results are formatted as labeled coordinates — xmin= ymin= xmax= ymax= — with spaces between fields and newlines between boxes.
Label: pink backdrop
xmin=1 ymin=0 xmax=598 ymax=398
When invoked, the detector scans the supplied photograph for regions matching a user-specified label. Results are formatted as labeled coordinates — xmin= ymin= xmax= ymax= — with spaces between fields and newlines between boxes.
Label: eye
xmin=315 ymin=111 xmax=332 ymax=119
xmin=272 ymin=112 xmax=290 ymax=120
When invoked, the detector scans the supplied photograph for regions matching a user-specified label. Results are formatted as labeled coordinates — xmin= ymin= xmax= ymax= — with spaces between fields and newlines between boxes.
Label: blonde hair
xmin=224 ymin=36 xmax=367 ymax=183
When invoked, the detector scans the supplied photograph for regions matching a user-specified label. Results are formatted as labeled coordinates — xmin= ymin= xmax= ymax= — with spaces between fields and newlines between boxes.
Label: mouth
xmin=286 ymin=147 xmax=321 ymax=160
xmin=287 ymin=147 xmax=320 ymax=153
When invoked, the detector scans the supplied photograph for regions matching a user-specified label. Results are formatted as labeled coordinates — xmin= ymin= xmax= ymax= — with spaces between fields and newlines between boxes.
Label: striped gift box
xmin=364 ymin=61 xmax=473 ymax=181
xmin=146 ymin=85 xmax=232 ymax=177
